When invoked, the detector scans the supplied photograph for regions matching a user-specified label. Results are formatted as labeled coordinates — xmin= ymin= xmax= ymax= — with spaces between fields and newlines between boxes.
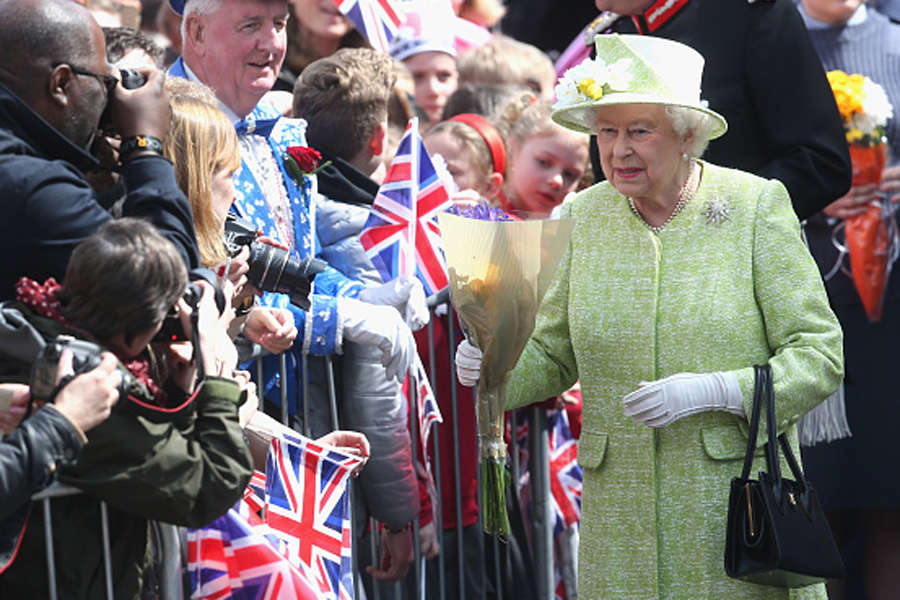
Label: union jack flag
xmin=402 ymin=355 xmax=443 ymax=462
xmin=186 ymin=498 xmax=320 ymax=600
xmin=265 ymin=436 xmax=361 ymax=600
xmin=360 ymin=118 xmax=452 ymax=297
xmin=332 ymin=0 xmax=403 ymax=54
xmin=548 ymin=409 xmax=582 ymax=537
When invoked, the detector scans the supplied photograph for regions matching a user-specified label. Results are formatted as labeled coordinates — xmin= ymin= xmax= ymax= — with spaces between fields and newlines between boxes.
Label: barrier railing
xmin=30 ymin=297 xmax=557 ymax=600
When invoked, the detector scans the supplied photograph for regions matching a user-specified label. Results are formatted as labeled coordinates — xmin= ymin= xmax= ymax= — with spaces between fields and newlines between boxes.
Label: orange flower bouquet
xmin=827 ymin=70 xmax=895 ymax=321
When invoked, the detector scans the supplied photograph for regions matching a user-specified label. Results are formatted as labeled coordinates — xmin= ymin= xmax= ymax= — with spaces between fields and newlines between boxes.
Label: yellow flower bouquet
xmin=826 ymin=70 xmax=894 ymax=321
xmin=438 ymin=212 xmax=574 ymax=537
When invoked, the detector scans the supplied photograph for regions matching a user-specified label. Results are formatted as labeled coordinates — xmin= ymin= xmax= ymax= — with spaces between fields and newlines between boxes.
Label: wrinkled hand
xmin=455 ymin=339 xmax=482 ymax=387
xmin=823 ymin=183 xmax=879 ymax=220
xmin=339 ymin=298 xmax=414 ymax=383
xmin=53 ymin=349 xmax=121 ymax=434
xmin=622 ymin=371 xmax=743 ymax=428
xmin=316 ymin=429 xmax=371 ymax=476
xmin=0 ymin=384 xmax=30 ymax=434
xmin=881 ymin=164 xmax=900 ymax=204
xmin=243 ymin=306 xmax=297 ymax=354
xmin=358 ymin=275 xmax=429 ymax=331
xmin=366 ymin=527 xmax=413 ymax=582
xmin=419 ymin=521 xmax=440 ymax=559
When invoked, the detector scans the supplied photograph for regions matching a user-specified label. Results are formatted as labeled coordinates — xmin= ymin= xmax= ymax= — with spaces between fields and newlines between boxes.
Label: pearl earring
xmin=682 ymin=152 xmax=689 ymax=161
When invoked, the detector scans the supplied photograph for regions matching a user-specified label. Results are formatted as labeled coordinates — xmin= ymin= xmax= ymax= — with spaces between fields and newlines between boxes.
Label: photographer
xmin=0 ymin=353 xmax=119 ymax=572
xmin=0 ymin=0 xmax=199 ymax=300
xmin=0 ymin=219 xmax=252 ymax=599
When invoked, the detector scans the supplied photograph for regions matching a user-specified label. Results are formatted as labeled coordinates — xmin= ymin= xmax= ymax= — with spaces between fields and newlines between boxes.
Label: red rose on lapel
xmin=286 ymin=146 xmax=322 ymax=173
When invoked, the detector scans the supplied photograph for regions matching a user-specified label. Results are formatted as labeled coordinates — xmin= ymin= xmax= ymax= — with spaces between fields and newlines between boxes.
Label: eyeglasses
xmin=68 ymin=65 xmax=119 ymax=95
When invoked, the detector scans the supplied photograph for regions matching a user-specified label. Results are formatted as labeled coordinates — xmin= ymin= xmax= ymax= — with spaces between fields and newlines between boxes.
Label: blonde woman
xmin=163 ymin=78 xmax=297 ymax=355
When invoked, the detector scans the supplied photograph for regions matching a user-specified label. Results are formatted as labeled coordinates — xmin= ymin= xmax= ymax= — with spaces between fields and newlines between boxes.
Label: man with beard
xmin=0 ymin=0 xmax=199 ymax=300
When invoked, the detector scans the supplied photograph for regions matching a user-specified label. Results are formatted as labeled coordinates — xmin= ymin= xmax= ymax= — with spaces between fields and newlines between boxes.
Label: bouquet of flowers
xmin=438 ymin=211 xmax=574 ymax=537
xmin=826 ymin=70 xmax=895 ymax=321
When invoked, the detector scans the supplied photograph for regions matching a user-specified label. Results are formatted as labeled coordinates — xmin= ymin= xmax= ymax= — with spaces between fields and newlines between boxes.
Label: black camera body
xmin=154 ymin=268 xmax=227 ymax=343
xmin=30 ymin=335 xmax=134 ymax=403
xmin=119 ymin=68 xmax=146 ymax=90
xmin=223 ymin=214 xmax=326 ymax=311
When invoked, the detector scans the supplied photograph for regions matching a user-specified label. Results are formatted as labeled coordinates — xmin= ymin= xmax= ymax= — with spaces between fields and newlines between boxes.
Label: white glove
xmin=455 ymin=339 xmax=482 ymax=387
xmin=622 ymin=371 xmax=744 ymax=428
xmin=358 ymin=275 xmax=430 ymax=331
xmin=339 ymin=297 xmax=415 ymax=383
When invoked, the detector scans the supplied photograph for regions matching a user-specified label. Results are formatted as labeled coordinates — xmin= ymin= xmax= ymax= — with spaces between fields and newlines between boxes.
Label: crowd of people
xmin=0 ymin=0 xmax=897 ymax=598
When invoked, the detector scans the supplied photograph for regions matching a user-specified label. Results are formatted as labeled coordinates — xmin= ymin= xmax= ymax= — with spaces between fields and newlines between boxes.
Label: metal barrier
xmin=29 ymin=298 xmax=557 ymax=600
xmin=253 ymin=298 xmax=556 ymax=600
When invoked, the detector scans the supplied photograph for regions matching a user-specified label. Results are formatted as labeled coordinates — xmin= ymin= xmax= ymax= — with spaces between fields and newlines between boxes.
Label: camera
xmin=119 ymin=68 xmax=146 ymax=90
xmin=154 ymin=268 xmax=228 ymax=343
xmin=30 ymin=336 xmax=135 ymax=403
xmin=223 ymin=213 xmax=326 ymax=311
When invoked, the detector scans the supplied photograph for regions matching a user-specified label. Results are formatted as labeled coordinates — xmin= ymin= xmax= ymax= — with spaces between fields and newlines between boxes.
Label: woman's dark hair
xmin=59 ymin=218 xmax=187 ymax=344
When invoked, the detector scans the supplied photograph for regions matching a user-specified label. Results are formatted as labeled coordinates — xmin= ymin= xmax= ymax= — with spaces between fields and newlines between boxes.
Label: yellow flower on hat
xmin=577 ymin=78 xmax=604 ymax=100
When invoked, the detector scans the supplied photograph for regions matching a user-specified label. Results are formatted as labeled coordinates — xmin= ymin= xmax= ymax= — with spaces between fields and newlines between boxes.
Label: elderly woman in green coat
xmin=456 ymin=34 xmax=843 ymax=599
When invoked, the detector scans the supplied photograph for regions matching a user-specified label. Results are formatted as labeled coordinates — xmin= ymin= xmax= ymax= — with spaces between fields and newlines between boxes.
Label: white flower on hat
xmin=553 ymin=57 xmax=633 ymax=109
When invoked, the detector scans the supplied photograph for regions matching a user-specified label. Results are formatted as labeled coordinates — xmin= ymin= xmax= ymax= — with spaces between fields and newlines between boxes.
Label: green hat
xmin=551 ymin=34 xmax=727 ymax=139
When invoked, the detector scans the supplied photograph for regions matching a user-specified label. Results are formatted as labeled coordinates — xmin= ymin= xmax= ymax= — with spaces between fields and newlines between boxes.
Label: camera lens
xmin=246 ymin=243 xmax=323 ymax=310
xmin=119 ymin=68 xmax=146 ymax=90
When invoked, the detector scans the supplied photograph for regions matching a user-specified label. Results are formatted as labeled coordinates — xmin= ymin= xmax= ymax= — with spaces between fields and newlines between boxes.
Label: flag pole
xmin=407 ymin=117 xmax=419 ymax=279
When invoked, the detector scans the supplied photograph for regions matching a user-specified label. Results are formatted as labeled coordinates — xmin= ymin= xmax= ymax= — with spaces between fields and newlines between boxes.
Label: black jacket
xmin=0 ymin=81 xmax=199 ymax=299
xmin=0 ymin=406 xmax=82 ymax=572
xmin=592 ymin=0 xmax=852 ymax=221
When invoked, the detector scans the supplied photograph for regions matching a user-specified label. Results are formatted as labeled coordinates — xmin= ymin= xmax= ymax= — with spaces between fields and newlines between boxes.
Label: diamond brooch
xmin=702 ymin=198 xmax=731 ymax=225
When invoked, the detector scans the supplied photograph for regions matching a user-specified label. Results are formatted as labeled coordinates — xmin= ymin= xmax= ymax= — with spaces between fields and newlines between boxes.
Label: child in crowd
xmin=456 ymin=34 xmax=557 ymax=101
xmin=292 ymin=47 xmax=428 ymax=593
xmin=389 ymin=3 xmax=459 ymax=126
xmin=424 ymin=113 xmax=506 ymax=204
xmin=441 ymin=81 xmax=527 ymax=121
xmin=496 ymin=95 xmax=589 ymax=217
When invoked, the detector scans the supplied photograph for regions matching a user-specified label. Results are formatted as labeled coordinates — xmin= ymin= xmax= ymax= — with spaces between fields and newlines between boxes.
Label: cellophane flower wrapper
xmin=827 ymin=70 xmax=896 ymax=322
xmin=846 ymin=142 xmax=892 ymax=321
xmin=438 ymin=212 xmax=574 ymax=537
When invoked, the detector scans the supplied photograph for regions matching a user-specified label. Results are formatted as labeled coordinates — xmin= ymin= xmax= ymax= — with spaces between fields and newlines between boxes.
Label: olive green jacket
xmin=0 ymin=375 xmax=252 ymax=600
xmin=507 ymin=162 xmax=842 ymax=599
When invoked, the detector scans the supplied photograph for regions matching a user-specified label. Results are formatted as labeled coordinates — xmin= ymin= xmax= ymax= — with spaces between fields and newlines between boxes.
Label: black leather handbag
xmin=724 ymin=364 xmax=845 ymax=587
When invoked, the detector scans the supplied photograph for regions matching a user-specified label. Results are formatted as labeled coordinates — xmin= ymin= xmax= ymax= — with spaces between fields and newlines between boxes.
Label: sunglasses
xmin=67 ymin=65 xmax=119 ymax=95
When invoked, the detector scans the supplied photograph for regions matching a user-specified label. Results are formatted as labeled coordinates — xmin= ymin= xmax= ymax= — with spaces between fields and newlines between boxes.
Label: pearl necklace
xmin=629 ymin=160 xmax=700 ymax=234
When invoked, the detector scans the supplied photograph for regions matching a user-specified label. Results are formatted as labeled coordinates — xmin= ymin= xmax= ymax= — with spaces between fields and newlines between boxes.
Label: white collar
xmin=799 ymin=2 xmax=867 ymax=29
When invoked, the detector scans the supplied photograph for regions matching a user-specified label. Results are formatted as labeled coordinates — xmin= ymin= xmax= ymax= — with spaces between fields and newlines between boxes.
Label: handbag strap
xmin=762 ymin=364 xmax=783 ymax=489
xmin=762 ymin=364 xmax=812 ymax=502
xmin=739 ymin=364 xmax=766 ymax=481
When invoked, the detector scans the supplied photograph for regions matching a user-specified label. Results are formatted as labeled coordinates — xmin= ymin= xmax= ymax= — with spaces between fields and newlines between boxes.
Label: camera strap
xmin=191 ymin=309 xmax=206 ymax=382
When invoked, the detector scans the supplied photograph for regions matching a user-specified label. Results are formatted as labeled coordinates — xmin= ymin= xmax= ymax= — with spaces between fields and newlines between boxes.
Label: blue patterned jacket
xmin=169 ymin=58 xmax=364 ymax=411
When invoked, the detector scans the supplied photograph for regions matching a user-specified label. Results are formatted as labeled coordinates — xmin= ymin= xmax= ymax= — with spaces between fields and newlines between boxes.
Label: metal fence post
xmin=529 ymin=405 xmax=553 ymax=599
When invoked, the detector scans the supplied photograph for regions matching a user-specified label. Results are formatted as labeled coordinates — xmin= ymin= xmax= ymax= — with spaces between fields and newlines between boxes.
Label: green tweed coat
xmin=506 ymin=162 xmax=843 ymax=600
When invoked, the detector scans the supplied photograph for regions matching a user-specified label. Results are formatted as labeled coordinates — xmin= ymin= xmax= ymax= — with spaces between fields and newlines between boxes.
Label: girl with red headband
xmin=496 ymin=96 xmax=590 ymax=218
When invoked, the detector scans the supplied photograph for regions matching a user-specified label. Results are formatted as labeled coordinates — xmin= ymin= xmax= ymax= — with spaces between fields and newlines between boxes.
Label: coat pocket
xmin=701 ymin=424 xmax=763 ymax=461
xmin=578 ymin=430 xmax=608 ymax=469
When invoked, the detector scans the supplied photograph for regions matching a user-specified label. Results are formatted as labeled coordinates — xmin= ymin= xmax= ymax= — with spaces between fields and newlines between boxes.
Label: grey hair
xmin=665 ymin=105 xmax=717 ymax=158
xmin=180 ymin=0 xmax=224 ymax=44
